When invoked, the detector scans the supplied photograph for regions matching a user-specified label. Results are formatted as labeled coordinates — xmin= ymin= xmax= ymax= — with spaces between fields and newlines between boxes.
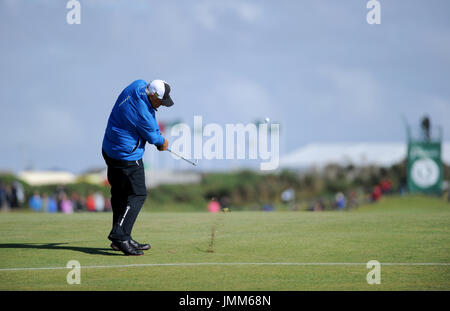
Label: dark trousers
xmin=102 ymin=149 xmax=147 ymax=242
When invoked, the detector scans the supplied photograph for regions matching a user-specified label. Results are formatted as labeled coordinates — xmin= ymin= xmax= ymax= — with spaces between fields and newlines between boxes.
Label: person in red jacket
xmin=86 ymin=193 xmax=96 ymax=212
xmin=371 ymin=185 xmax=382 ymax=202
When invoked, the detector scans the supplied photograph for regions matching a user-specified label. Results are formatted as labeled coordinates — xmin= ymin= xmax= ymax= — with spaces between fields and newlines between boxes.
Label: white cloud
xmin=194 ymin=0 xmax=262 ymax=31
xmin=233 ymin=2 xmax=263 ymax=22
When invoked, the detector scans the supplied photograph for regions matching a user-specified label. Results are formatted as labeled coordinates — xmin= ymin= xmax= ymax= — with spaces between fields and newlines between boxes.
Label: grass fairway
xmin=0 ymin=195 xmax=449 ymax=290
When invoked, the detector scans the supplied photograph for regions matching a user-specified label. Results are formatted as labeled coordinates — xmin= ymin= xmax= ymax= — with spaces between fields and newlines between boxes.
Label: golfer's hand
xmin=157 ymin=138 xmax=168 ymax=151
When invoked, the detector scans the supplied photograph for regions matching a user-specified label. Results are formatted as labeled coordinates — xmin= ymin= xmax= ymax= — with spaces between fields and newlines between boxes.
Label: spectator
xmin=335 ymin=192 xmax=346 ymax=210
xmin=8 ymin=184 xmax=18 ymax=208
xmin=207 ymin=199 xmax=221 ymax=213
xmin=47 ymin=195 xmax=58 ymax=213
xmin=0 ymin=182 xmax=8 ymax=211
xmin=41 ymin=193 xmax=49 ymax=212
xmin=60 ymin=193 xmax=73 ymax=214
xmin=371 ymin=185 xmax=382 ymax=202
xmin=86 ymin=192 xmax=96 ymax=212
xmin=281 ymin=188 xmax=295 ymax=204
xmin=94 ymin=192 xmax=105 ymax=212
xmin=29 ymin=191 xmax=43 ymax=212
xmin=380 ymin=178 xmax=392 ymax=194
xmin=219 ymin=195 xmax=231 ymax=212
xmin=421 ymin=115 xmax=431 ymax=142
xmin=347 ymin=191 xmax=358 ymax=209
xmin=71 ymin=192 xmax=85 ymax=212
xmin=13 ymin=181 xmax=25 ymax=207
xmin=55 ymin=185 xmax=66 ymax=212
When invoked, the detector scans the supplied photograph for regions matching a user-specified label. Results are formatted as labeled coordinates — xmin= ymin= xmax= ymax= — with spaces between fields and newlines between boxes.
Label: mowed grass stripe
xmin=1 ymin=262 xmax=450 ymax=272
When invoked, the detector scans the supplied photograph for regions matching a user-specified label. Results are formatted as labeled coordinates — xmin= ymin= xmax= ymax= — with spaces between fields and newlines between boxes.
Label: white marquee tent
xmin=279 ymin=142 xmax=450 ymax=169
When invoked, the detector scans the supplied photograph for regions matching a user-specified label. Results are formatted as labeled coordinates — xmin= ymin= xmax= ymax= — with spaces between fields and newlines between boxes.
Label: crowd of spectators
xmin=0 ymin=181 xmax=25 ymax=210
xmin=0 ymin=181 xmax=111 ymax=214
xmin=305 ymin=190 xmax=359 ymax=212
xmin=304 ymin=178 xmax=395 ymax=212
xmin=28 ymin=186 xmax=111 ymax=213
xmin=370 ymin=178 xmax=393 ymax=202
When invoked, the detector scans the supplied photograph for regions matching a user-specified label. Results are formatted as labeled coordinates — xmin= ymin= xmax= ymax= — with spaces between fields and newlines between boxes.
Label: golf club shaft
xmin=167 ymin=148 xmax=197 ymax=166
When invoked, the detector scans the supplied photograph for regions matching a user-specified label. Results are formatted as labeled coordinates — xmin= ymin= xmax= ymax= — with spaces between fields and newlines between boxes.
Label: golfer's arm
xmin=137 ymin=125 xmax=164 ymax=146
xmin=136 ymin=118 xmax=165 ymax=146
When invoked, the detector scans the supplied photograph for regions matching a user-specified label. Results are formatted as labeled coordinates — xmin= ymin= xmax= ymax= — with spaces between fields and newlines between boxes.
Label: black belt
xmin=102 ymin=149 xmax=142 ymax=167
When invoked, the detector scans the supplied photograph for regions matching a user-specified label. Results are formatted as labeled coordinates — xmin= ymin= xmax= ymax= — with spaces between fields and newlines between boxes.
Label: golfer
xmin=102 ymin=79 xmax=173 ymax=256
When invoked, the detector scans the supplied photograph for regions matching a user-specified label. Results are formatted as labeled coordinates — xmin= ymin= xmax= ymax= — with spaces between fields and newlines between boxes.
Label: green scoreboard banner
xmin=407 ymin=142 xmax=442 ymax=194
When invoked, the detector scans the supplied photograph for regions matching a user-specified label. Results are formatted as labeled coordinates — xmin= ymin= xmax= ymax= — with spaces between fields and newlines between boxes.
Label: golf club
xmin=167 ymin=148 xmax=198 ymax=166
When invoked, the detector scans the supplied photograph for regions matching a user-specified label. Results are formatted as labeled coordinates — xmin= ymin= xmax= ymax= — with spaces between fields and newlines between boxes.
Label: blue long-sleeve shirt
xmin=102 ymin=80 xmax=165 ymax=161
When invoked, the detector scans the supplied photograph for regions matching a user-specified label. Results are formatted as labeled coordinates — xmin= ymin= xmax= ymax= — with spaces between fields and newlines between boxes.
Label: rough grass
xmin=0 ymin=195 xmax=449 ymax=290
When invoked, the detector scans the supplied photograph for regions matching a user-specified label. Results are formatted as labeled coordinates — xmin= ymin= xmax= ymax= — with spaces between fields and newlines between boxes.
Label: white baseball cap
xmin=146 ymin=80 xmax=174 ymax=107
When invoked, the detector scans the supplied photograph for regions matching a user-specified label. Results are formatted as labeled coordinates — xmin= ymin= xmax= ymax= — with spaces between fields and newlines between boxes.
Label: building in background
xmin=18 ymin=170 xmax=76 ymax=186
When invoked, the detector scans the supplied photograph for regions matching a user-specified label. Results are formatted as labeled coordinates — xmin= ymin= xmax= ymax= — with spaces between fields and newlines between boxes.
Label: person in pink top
xmin=207 ymin=199 xmax=221 ymax=213
xmin=60 ymin=194 xmax=73 ymax=214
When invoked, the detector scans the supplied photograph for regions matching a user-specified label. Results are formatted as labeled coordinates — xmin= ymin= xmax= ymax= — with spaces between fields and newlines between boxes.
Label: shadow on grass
xmin=0 ymin=243 xmax=122 ymax=256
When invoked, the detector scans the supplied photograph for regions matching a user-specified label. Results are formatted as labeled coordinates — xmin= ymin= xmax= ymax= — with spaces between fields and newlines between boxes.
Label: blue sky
xmin=0 ymin=0 xmax=449 ymax=173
